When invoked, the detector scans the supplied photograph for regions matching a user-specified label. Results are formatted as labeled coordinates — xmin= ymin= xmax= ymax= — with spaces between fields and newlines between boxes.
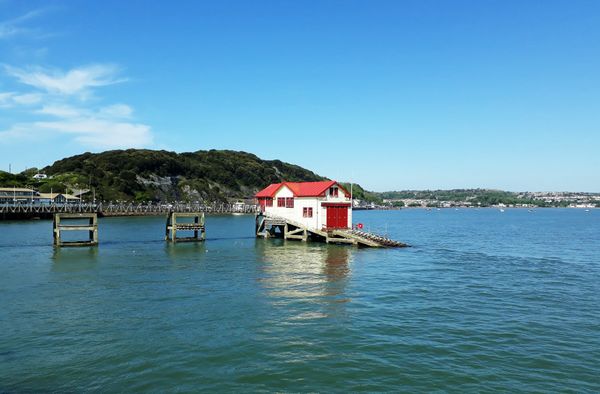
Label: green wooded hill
xmin=32 ymin=149 xmax=328 ymax=202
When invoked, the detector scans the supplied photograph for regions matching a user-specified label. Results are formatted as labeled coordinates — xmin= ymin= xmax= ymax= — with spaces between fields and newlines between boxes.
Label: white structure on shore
xmin=255 ymin=181 xmax=352 ymax=230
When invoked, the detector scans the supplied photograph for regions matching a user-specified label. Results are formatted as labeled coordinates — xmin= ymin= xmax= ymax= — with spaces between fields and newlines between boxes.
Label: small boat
xmin=585 ymin=209 xmax=590 ymax=212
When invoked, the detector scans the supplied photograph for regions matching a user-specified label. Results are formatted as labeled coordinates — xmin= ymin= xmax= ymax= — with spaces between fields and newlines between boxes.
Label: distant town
xmin=354 ymin=190 xmax=600 ymax=210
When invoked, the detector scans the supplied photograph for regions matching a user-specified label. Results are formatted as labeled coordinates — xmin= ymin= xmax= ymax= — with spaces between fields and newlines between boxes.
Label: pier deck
xmin=255 ymin=213 xmax=408 ymax=248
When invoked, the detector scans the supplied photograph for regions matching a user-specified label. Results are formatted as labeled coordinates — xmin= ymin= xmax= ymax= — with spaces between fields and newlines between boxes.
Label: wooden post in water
xmin=165 ymin=212 xmax=205 ymax=243
xmin=53 ymin=213 xmax=98 ymax=247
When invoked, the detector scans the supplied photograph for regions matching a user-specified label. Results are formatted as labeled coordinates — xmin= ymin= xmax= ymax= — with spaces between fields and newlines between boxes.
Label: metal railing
xmin=0 ymin=202 xmax=260 ymax=215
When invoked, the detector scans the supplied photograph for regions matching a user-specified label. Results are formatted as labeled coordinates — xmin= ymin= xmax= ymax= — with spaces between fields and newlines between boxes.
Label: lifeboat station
xmin=255 ymin=181 xmax=406 ymax=248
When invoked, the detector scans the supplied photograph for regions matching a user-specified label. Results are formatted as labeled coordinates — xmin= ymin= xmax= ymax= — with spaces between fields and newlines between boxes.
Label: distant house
xmin=0 ymin=187 xmax=36 ymax=204
xmin=0 ymin=188 xmax=82 ymax=205
xmin=36 ymin=193 xmax=56 ymax=204
xmin=255 ymin=180 xmax=352 ymax=230
xmin=53 ymin=193 xmax=81 ymax=204
xmin=35 ymin=192 xmax=80 ymax=204
xmin=32 ymin=173 xmax=48 ymax=180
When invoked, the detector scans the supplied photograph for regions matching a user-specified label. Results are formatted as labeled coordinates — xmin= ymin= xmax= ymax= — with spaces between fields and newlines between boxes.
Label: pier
xmin=53 ymin=213 xmax=98 ymax=247
xmin=0 ymin=201 xmax=259 ymax=220
xmin=255 ymin=213 xmax=408 ymax=248
xmin=165 ymin=212 xmax=206 ymax=243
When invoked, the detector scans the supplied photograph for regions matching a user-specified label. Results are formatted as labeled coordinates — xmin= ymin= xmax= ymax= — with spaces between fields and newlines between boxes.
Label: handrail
xmin=0 ymin=202 xmax=260 ymax=215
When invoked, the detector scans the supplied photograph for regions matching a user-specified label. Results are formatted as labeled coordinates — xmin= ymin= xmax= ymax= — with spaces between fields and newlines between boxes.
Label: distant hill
xmin=31 ymin=149 xmax=327 ymax=202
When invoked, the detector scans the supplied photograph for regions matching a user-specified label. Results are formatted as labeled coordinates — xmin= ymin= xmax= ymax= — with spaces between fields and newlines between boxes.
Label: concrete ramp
xmin=334 ymin=229 xmax=409 ymax=248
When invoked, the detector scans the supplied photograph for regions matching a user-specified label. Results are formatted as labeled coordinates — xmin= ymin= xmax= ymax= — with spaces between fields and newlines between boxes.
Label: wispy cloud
xmin=4 ymin=64 xmax=126 ymax=96
xmin=0 ymin=91 xmax=41 ymax=107
xmin=0 ymin=64 xmax=153 ymax=149
xmin=34 ymin=119 xmax=152 ymax=147
xmin=0 ymin=8 xmax=47 ymax=40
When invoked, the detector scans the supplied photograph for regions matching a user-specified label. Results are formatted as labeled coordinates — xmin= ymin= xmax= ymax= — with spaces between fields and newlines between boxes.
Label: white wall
xmin=264 ymin=186 xmax=319 ymax=228
xmin=263 ymin=183 xmax=353 ymax=230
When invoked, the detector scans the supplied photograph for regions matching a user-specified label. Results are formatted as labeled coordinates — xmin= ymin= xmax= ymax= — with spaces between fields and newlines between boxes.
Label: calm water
xmin=1 ymin=209 xmax=599 ymax=392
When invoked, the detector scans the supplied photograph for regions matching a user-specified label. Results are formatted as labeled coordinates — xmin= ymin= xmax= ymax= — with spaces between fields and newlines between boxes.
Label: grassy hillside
xmin=38 ymin=149 xmax=325 ymax=202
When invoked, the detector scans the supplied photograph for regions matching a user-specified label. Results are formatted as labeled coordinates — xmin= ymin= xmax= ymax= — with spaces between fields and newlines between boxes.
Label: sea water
xmin=1 ymin=209 xmax=599 ymax=392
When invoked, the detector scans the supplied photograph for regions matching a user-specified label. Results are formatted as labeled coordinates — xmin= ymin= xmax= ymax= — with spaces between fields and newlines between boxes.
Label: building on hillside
xmin=51 ymin=193 xmax=81 ymax=204
xmin=36 ymin=193 xmax=56 ymax=204
xmin=32 ymin=173 xmax=48 ymax=180
xmin=0 ymin=187 xmax=36 ymax=204
xmin=255 ymin=180 xmax=352 ymax=230
xmin=36 ymin=193 xmax=80 ymax=204
xmin=0 ymin=188 xmax=81 ymax=204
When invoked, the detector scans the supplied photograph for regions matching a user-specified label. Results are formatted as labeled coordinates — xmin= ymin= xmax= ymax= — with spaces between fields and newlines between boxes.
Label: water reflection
xmin=255 ymin=240 xmax=353 ymax=318
xmin=51 ymin=247 xmax=98 ymax=272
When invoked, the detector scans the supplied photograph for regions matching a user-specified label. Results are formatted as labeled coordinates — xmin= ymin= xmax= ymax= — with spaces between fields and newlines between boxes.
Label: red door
xmin=326 ymin=205 xmax=348 ymax=229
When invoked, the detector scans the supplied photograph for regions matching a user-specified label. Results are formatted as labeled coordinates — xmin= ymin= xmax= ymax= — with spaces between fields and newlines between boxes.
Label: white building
xmin=32 ymin=173 xmax=48 ymax=180
xmin=256 ymin=181 xmax=352 ymax=230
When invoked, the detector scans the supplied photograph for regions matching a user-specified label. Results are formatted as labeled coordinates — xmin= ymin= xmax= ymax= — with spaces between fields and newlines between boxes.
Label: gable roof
xmin=255 ymin=180 xmax=349 ymax=198
xmin=255 ymin=183 xmax=284 ymax=198
xmin=0 ymin=187 xmax=35 ymax=192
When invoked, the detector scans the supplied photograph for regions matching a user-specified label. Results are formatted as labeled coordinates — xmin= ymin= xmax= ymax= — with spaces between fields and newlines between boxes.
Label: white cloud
xmin=12 ymin=92 xmax=42 ymax=105
xmin=34 ymin=119 xmax=153 ymax=147
xmin=0 ymin=63 xmax=154 ymax=149
xmin=37 ymin=104 xmax=85 ymax=118
xmin=4 ymin=64 xmax=126 ymax=96
xmin=98 ymin=104 xmax=133 ymax=119
xmin=0 ymin=8 xmax=46 ymax=40
xmin=0 ymin=118 xmax=153 ymax=149
xmin=0 ymin=91 xmax=41 ymax=107
xmin=0 ymin=91 xmax=15 ymax=105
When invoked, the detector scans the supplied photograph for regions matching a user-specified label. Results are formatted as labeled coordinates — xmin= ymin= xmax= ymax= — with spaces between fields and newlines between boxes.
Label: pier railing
xmin=0 ymin=202 xmax=259 ymax=216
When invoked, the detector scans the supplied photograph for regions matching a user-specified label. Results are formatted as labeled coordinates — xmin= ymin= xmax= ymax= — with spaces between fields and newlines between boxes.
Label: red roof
xmin=255 ymin=181 xmax=349 ymax=198
xmin=255 ymin=183 xmax=283 ymax=198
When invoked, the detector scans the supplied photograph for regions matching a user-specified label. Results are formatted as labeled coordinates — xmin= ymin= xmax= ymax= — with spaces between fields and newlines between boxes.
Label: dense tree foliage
xmin=0 ymin=171 xmax=30 ymax=187
xmin=39 ymin=149 xmax=326 ymax=202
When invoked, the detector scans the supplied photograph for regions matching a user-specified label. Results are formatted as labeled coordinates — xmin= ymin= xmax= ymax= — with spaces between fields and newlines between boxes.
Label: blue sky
xmin=0 ymin=0 xmax=599 ymax=191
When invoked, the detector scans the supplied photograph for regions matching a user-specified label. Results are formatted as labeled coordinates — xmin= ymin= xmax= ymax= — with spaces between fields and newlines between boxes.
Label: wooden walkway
xmin=0 ymin=202 xmax=259 ymax=219
xmin=255 ymin=213 xmax=408 ymax=248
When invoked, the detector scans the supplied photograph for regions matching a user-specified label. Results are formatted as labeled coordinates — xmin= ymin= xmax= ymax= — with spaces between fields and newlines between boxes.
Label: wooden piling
xmin=165 ymin=212 xmax=205 ymax=243
xmin=53 ymin=213 xmax=98 ymax=247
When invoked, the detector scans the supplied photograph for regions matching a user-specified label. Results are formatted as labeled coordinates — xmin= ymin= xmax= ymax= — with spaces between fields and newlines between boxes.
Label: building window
xmin=277 ymin=197 xmax=285 ymax=207
xmin=329 ymin=187 xmax=338 ymax=197
xmin=259 ymin=197 xmax=274 ymax=209
xmin=285 ymin=197 xmax=294 ymax=208
xmin=303 ymin=207 xmax=313 ymax=218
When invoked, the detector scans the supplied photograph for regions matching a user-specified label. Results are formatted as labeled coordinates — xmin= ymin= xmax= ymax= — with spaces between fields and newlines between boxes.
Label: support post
xmin=53 ymin=213 xmax=98 ymax=247
xmin=166 ymin=212 xmax=205 ymax=243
